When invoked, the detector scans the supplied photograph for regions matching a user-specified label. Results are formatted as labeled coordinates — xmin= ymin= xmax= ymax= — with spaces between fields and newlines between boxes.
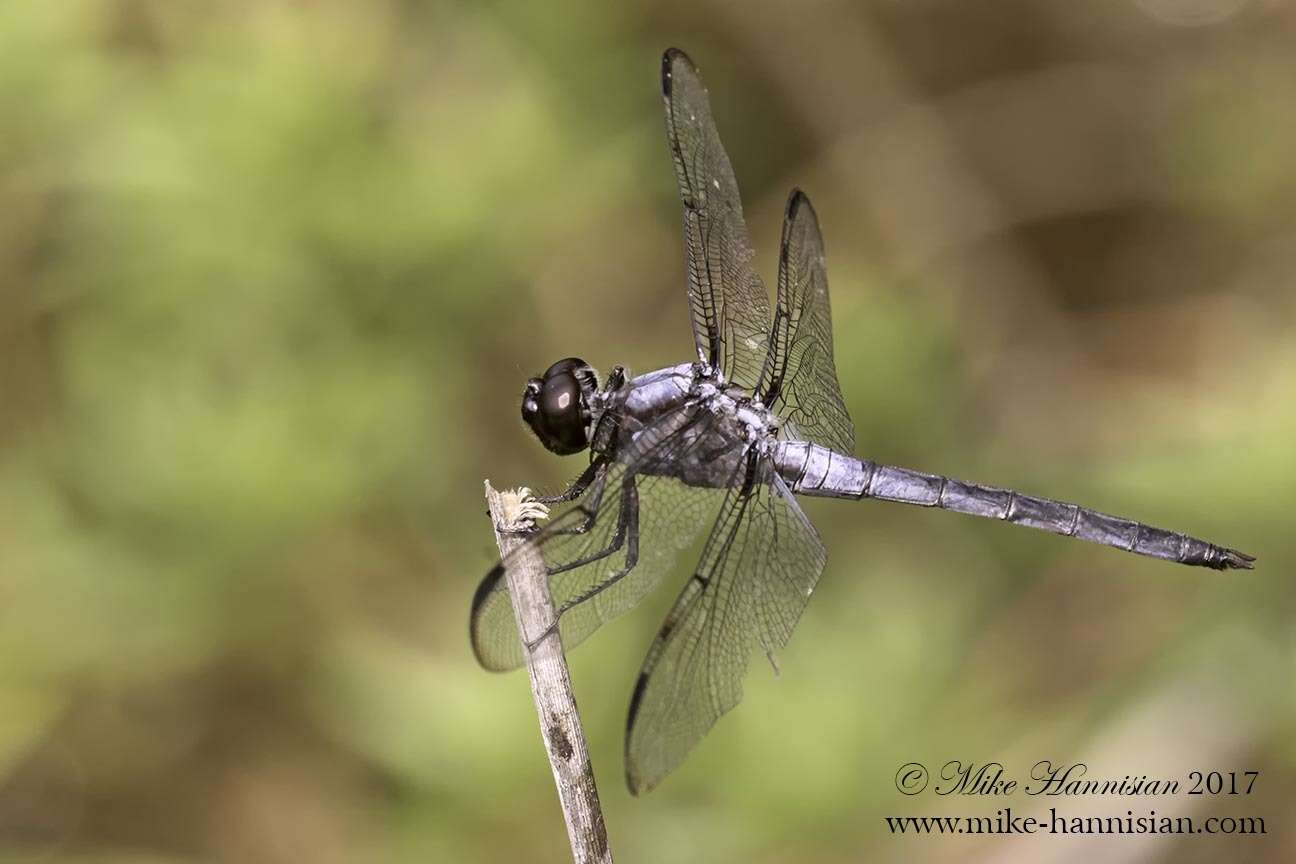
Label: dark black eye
xmin=521 ymin=358 xmax=596 ymax=455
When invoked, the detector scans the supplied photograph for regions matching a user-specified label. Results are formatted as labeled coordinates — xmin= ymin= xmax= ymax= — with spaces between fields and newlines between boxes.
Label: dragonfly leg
xmin=554 ymin=478 xmax=640 ymax=612
xmin=526 ymin=466 xmax=611 ymax=543
xmin=522 ymin=478 xmax=641 ymax=653
xmin=534 ymin=458 xmax=607 ymax=505
xmin=540 ymin=474 xmax=637 ymax=579
xmin=497 ymin=460 xmax=608 ymax=536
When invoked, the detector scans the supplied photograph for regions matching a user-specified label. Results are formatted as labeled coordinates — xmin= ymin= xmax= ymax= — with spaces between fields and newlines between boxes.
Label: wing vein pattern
xmin=662 ymin=48 xmax=771 ymax=392
xmin=470 ymin=404 xmax=725 ymax=672
xmin=757 ymin=189 xmax=854 ymax=455
xmin=625 ymin=451 xmax=827 ymax=794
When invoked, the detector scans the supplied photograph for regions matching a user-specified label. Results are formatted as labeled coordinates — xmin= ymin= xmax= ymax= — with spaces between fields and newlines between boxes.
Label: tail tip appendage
xmin=1213 ymin=547 xmax=1256 ymax=570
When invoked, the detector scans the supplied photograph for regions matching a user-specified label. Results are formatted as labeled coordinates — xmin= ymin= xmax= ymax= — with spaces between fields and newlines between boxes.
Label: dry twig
xmin=484 ymin=480 xmax=613 ymax=864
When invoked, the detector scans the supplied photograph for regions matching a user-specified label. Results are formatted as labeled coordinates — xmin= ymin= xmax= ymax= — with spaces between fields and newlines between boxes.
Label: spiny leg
xmin=501 ymin=462 xmax=613 ymax=542
xmin=525 ymin=476 xmax=641 ymax=651
xmin=555 ymin=478 xmax=640 ymax=611
xmin=542 ymin=465 xmax=611 ymax=540
xmin=482 ymin=468 xmax=616 ymax=604
xmin=535 ymin=458 xmax=607 ymax=505
xmin=545 ymin=477 xmax=634 ymax=578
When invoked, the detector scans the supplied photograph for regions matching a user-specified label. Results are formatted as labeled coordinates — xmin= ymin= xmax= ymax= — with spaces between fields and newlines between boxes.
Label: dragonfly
xmin=470 ymin=47 xmax=1254 ymax=795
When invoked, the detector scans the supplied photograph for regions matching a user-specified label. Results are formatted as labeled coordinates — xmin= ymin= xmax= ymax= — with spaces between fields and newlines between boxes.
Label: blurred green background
xmin=0 ymin=1 xmax=1292 ymax=862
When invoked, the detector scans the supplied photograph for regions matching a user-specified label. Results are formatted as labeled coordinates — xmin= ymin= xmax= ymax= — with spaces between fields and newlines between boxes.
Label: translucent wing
xmin=470 ymin=405 xmax=725 ymax=672
xmin=662 ymin=48 xmax=771 ymax=393
xmin=624 ymin=452 xmax=827 ymax=794
xmin=756 ymin=189 xmax=855 ymax=455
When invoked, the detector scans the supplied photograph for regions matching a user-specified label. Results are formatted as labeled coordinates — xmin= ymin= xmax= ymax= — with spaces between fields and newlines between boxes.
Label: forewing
xmin=662 ymin=48 xmax=771 ymax=392
xmin=757 ymin=189 xmax=855 ymax=454
xmin=470 ymin=406 xmax=723 ymax=672
xmin=624 ymin=454 xmax=827 ymax=794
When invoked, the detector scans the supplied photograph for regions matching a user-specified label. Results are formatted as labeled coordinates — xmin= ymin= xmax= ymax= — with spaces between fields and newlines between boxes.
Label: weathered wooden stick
xmin=484 ymin=480 xmax=613 ymax=864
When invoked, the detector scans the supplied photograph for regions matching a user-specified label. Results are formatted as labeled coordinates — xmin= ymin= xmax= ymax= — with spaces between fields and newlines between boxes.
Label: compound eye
xmin=542 ymin=374 xmax=579 ymax=418
xmin=520 ymin=363 xmax=591 ymax=456
xmin=521 ymin=378 xmax=543 ymax=425
xmin=537 ymin=372 xmax=587 ymax=454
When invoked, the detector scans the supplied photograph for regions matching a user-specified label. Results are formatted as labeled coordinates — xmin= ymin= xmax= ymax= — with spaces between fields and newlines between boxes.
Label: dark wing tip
xmin=468 ymin=562 xmax=508 ymax=670
xmin=780 ymin=188 xmax=821 ymax=269
xmin=624 ymin=672 xmax=651 ymax=795
xmin=661 ymin=47 xmax=695 ymax=97
xmin=785 ymin=186 xmax=820 ymax=228
xmin=785 ymin=186 xmax=807 ymax=219
xmin=626 ymin=672 xmax=649 ymax=734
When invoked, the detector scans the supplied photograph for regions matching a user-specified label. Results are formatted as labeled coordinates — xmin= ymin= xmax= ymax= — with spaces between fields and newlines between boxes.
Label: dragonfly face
xmin=521 ymin=357 xmax=599 ymax=455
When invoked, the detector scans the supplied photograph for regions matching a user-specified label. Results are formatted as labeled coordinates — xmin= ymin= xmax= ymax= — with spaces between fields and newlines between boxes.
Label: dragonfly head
xmin=521 ymin=358 xmax=599 ymax=455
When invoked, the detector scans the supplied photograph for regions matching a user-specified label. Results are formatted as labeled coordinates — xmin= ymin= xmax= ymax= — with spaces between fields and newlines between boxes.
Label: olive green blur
xmin=0 ymin=2 xmax=1291 ymax=862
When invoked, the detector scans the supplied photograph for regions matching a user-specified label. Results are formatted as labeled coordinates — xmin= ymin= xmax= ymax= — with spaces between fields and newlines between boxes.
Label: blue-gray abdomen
xmin=774 ymin=441 xmax=872 ymax=498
